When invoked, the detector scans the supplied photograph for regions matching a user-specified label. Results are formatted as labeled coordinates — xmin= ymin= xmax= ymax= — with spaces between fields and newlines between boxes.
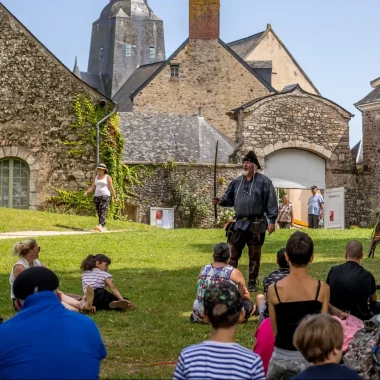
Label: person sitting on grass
xmin=81 ymin=254 xmax=133 ymax=311
xmin=10 ymin=239 xmax=94 ymax=313
xmin=292 ymin=314 xmax=361 ymax=379
xmin=191 ymin=242 xmax=254 ymax=324
xmin=0 ymin=267 xmax=106 ymax=380
xmin=174 ymin=282 xmax=265 ymax=380
xmin=327 ymin=240 xmax=380 ymax=320
xmin=256 ymin=247 xmax=290 ymax=325
xmin=266 ymin=231 xmax=330 ymax=379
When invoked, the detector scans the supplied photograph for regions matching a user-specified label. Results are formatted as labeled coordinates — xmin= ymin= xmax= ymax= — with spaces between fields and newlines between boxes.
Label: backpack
xmin=343 ymin=324 xmax=380 ymax=379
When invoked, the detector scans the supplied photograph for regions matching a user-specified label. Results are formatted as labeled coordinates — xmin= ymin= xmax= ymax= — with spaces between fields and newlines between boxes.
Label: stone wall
xmin=360 ymin=109 xmax=380 ymax=221
xmin=0 ymin=5 xmax=112 ymax=209
xmin=133 ymin=39 xmax=271 ymax=140
xmin=230 ymin=89 xmax=375 ymax=227
xmin=124 ymin=162 xmax=242 ymax=228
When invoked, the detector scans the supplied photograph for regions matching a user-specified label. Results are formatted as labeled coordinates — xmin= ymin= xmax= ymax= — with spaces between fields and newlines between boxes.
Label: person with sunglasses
xmin=9 ymin=239 xmax=94 ymax=313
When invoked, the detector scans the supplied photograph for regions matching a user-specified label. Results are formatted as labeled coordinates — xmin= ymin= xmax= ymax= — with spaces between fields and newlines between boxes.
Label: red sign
xmin=330 ymin=211 xmax=334 ymax=222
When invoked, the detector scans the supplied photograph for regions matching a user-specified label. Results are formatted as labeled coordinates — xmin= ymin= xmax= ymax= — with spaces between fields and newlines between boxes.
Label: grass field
xmin=0 ymin=209 xmax=378 ymax=378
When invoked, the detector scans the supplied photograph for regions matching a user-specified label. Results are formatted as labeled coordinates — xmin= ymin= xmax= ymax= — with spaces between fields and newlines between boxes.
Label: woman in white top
xmin=85 ymin=163 xmax=117 ymax=232
xmin=10 ymin=239 xmax=94 ymax=313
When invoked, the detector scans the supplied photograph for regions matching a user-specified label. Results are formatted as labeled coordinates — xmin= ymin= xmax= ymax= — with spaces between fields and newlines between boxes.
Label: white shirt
xmin=9 ymin=257 xmax=42 ymax=299
xmin=94 ymin=175 xmax=111 ymax=197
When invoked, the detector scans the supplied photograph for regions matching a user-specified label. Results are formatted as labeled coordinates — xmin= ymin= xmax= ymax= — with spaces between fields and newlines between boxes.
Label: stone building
xmin=0 ymin=0 xmax=375 ymax=229
xmin=130 ymin=0 xmax=274 ymax=140
xmin=355 ymin=77 xmax=380 ymax=218
xmin=75 ymin=0 xmax=165 ymax=98
xmin=0 ymin=3 xmax=113 ymax=210
xmin=228 ymin=24 xmax=320 ymax=95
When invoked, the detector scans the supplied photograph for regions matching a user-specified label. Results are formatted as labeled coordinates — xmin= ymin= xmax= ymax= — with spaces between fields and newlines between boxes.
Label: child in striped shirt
xmin=81 ymin=254 xmax=132 ymax=311
xmin=174 ymin=282 xmax=265 ymax=380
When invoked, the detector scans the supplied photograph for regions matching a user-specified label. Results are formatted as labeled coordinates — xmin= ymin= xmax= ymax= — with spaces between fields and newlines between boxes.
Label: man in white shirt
xmin=308 ymin=186 xmax=324 ymax=229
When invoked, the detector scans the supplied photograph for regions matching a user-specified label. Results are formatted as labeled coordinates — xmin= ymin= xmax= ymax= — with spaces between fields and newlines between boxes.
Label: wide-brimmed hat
xmin=96 ymin=163 xmax=108 ymax=173
xmin=242 ymin=151 xmax=261 ymax=170
xmin=13 ymin=267 xmax=59 ymax=301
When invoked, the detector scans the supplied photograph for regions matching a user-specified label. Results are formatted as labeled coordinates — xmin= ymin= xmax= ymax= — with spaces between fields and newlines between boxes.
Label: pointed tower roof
xmin=73 ymin=56 xmax=81 ymax=79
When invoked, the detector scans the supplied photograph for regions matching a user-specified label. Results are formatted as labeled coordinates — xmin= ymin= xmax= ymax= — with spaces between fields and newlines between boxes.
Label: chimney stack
xmin=189 ymin=0 xmax=220 ymax=40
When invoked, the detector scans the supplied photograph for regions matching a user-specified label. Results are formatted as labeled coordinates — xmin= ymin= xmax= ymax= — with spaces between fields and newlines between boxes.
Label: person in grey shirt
xmin=213 ymin=151 xmax=278 ymax=292
xmin=308 ymin=186 xmax=324 ymax=229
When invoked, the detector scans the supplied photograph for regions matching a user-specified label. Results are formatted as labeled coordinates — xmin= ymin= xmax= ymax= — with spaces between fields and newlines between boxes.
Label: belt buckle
xmin=243 ymin=217 xmax=248 ymax=222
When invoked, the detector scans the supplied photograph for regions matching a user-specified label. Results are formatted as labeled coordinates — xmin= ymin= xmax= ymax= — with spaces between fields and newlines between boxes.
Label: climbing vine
xmin=47 ymin=94 xmax=149 ymax=220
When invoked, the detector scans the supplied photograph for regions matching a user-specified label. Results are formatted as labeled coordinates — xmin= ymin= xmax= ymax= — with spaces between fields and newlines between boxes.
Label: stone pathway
xmin=0 ymin=230 xmax=123 ymax=240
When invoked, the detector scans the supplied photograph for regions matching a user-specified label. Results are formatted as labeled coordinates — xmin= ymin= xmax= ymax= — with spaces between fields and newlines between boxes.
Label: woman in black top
xmin=267 ymin=231 xmax=330 ymax=380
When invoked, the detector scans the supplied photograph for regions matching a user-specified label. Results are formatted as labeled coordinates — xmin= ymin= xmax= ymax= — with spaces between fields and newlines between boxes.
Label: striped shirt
xmin=82 ymin=268 xmax=112 ymax=293
xmin=173 ymin=341 xmax=265 ymax=380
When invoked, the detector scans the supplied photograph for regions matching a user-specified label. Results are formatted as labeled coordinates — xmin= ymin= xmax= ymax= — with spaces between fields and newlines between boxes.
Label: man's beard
xmin=242 ymin=169 xmax=249 ymax=177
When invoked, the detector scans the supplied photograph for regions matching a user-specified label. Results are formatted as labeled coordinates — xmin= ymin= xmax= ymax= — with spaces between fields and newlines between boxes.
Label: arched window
xmin=0 ymin=159 xmax=29 ymax=209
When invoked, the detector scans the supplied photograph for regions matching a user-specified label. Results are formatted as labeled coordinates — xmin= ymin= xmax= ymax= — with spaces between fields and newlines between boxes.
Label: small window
xmin=149 ymin=47 xmax=156 ymax=59
xmin=170 ymin=64 xmax=179 ymax=78
xmin=125 ymin=44 xmax=132 ymax=57
xmin=99 ymin=47 xmax=104 ymax=59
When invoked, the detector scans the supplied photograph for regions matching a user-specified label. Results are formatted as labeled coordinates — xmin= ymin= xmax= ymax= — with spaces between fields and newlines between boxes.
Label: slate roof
xmin=113 ymin=62 xmax=163 ymax=111
xmin=79 ymin=72 xmax=105 ymax=95
xmin=355 ymin=85 xmax=380 ymax=107
xmin=227 ymin=32 xmax=265 ymax=59
xmin=351 ymin=140 xmax=362 ymax=163
xmin=120 ymin=112 xmax=236 ymax=163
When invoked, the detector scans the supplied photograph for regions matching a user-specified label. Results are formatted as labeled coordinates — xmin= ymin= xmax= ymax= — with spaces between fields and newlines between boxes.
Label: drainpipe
xmin=96 ymin=102 xmax=118 ymax=166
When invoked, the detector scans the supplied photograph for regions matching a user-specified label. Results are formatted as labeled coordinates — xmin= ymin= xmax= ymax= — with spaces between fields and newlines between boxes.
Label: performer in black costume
xmin=213 ymin=151 xmax=278 ymax=292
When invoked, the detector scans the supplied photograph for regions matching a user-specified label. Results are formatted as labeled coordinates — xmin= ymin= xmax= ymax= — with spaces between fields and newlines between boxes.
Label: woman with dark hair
xmin=191 ymin=242 xmax=254 ymax=323
xmin=84 ymin=163 xmax=118 ymax=232
xmin=266 ymin=231 xmax=330 ymax=379
xmin=81 ymin=254 xmax=132 ymax=311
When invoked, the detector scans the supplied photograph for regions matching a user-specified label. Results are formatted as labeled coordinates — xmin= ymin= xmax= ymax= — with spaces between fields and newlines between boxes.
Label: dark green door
xmin=0 ymin=159 xmax=29 ymax=209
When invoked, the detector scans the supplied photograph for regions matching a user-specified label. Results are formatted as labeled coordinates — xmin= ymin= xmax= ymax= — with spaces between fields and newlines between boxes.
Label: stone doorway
xmin=122 ymin=202 xmax=141 ymax=223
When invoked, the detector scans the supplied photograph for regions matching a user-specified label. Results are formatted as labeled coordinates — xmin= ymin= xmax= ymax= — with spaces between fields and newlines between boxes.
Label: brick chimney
xmin=189 ymin=0 xmax=220 ymax=39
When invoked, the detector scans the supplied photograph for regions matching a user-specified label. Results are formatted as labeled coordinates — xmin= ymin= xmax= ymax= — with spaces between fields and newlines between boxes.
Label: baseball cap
xmin=13 ymin=267 xmax=59 ymax=300
xmin=203 ymin=282 xmax=243 ymax=318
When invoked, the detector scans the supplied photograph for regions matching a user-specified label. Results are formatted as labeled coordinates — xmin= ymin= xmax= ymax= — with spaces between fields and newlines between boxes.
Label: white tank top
xmin=9 ymin=257 xmax=42 ymax=299
xmin=94 ymin=175 xmax=111 ymax=197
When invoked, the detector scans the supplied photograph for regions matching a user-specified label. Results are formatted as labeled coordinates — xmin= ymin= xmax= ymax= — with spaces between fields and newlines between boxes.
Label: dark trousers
xmin=93 ymin=288 xmax=129 ymax=311
xmin=94 ymin=196 xmax=110 ymax=227
xmin=229 ymin=230 xmax=266 ymax=287
xmin=278 ymin=222 xmax=290 ymax=229
xmin=308 ymin=214 xmax=319 ymax=229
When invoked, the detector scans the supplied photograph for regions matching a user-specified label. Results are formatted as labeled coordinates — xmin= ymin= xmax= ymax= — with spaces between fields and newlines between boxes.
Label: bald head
xmin=346 ymin=240 xmax=363 ymax=261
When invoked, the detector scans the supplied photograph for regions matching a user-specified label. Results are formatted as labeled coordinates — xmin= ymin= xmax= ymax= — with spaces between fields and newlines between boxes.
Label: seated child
xmin=292 ymin=314 xmax=361 ymax=379
xmin=81 ymin=254 xmax=132 ymax=311
xmin=174 ymin=282 xmax=264 ymax=380
xmin=256 ymin=248 xmax=290 ymax=325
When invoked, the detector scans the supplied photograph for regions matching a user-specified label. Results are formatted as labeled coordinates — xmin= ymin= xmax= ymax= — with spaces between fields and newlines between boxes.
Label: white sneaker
xmin=95 ymin=225 xmax=102 ymax=232
xmin=101 ymin=226 xmax=107 ymax=232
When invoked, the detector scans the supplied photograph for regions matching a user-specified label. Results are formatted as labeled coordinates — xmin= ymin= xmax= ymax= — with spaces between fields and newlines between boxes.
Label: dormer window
xmin=170 ymin=64 xmax=179 ymax=78
xmin=99 ymin=47 xmax=104 ymax=59
xmin=149 ymin=47 xmax=156 ymax=59
xmin=125 ymin=44 xmax=132 ymax=57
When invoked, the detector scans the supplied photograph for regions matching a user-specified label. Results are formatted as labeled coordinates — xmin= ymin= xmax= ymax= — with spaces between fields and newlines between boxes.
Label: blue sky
xmin=2 ymin=0 xmax=379 ymax=147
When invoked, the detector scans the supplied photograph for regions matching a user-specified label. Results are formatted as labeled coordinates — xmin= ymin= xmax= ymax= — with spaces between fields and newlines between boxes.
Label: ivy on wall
xmin=47 ymin=94 xmax=148 ymax=220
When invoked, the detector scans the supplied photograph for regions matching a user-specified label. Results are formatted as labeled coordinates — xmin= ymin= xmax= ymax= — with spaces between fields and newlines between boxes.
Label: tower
xmin=84 ymin=0 xmax=165 ymax=98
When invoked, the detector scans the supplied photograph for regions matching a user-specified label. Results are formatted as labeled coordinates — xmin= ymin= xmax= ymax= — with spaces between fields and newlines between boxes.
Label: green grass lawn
xmin=0 ymin=207 xmax=149 ymax=232
xmin=0 ymin=210 xmax=378 ymax=378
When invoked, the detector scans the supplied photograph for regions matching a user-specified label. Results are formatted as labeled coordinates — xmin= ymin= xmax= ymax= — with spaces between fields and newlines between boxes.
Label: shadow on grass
xmin=54 ymin=224 xmax=88 ymax=231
